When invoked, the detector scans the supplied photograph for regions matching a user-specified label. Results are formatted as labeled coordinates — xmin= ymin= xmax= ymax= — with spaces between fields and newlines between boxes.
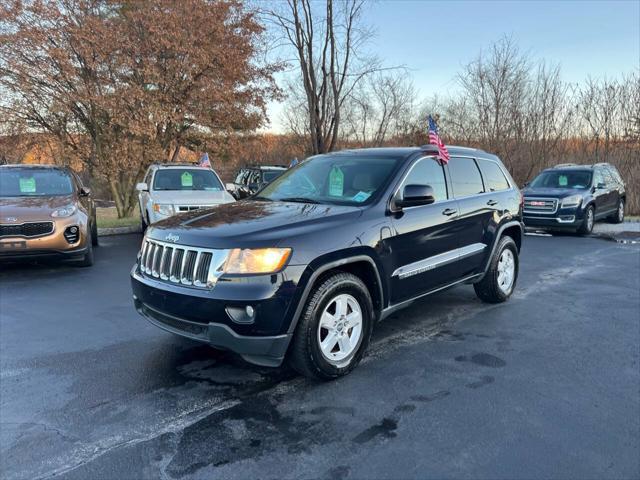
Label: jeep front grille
xmin=139 ymin=238 xmax=229 ymax=288
xmin=0 ymin=221 xmax=54 ymax=238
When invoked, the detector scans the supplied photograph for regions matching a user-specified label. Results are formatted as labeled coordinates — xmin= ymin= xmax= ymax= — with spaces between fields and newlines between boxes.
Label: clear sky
xmin=265 ymin=0 xmax=640 ymax=132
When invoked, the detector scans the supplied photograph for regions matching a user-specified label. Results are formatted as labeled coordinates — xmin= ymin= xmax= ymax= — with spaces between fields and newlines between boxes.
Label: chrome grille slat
xmin=138 ymin=238 xmax=229 ymax=289
xmin=170 ymin=249 xmax=184 ymax=282
xmin=152 ymin=244 xmax=164 ymax=277
xmin=159 ymin=247 xmax=172 ymax=280
xmin=145 ymin=243 xmax=156 ymax=273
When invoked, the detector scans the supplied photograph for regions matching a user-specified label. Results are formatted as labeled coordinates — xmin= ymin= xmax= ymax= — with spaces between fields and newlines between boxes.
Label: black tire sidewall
xmin=301 ymin=275 xmax=373 ymax=378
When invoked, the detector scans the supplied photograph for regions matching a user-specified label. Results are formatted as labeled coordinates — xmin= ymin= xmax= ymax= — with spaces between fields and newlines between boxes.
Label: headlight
xmin=153 ymin=204 xmax=174 ymax=216
xmin=561 ymin=195 xmax=582 ymax=208
xmin=223 ymin=248 xmax=292 ymax=274
xmin=51 ymin=205 xmax=77 ymax=217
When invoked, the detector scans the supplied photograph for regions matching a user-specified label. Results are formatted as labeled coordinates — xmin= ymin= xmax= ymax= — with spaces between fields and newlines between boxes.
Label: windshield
xmin=0 ymin=168 xmax=74 ymax=197
xmin=153 ymin=168 xmax=223 ymax=191
xmin=263 ymin=170 xmax=284 ymax=182
xmin=530 ymin=170 xmax=592 ymax=190
xmin=257 ymin=154 xmax=402 ymax=205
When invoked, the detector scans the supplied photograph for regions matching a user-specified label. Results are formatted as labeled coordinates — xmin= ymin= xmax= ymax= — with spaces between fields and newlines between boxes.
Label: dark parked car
xmin=131 ymin=146 xmax=523 ymax=379
xmin=226 ymin=165 xmax=286 ymax=199
xmin=522 ymin=163 xmax=626 ymax=235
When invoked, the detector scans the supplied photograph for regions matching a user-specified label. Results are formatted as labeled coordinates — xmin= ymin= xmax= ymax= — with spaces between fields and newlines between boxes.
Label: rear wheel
xmin=608 ymin=199 xmax=624 ymax=224
xmin=474 ymin=236 xmax=519 ymax=303
xmin=289 ymin=272 xmax=373 ymax=380
xmin=578 ymin=205 xmax=594 ymax=235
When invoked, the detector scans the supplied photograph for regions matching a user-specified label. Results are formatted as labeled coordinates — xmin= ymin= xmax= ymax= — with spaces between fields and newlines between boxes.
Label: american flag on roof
xmin=198 ymin=152 xmax=211 ymax=168
xmin=428 ymin=115 xmax=450 ymax=164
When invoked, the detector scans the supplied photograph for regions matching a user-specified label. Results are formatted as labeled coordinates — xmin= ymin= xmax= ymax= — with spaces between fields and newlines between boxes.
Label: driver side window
xmin=401 ymin=157 xmax=448 ymax=202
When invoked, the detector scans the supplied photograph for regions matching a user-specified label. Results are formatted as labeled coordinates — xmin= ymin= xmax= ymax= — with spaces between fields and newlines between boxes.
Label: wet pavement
xmin=1 ymin=233 xmax=639 ymax=479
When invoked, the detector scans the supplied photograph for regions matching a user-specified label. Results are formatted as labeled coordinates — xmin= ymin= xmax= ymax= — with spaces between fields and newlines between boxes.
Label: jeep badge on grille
xmin=165 ymin=233 xmax=180 ymax=243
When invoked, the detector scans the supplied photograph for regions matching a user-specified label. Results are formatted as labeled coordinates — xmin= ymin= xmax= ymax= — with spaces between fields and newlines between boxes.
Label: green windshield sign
xmin=19 ymin=177 xmax=36 ymax=193
xmin=328 ymin=166 xmax=344 ymax=197
xmin=181 ymin=172 xmax=193 ymax=187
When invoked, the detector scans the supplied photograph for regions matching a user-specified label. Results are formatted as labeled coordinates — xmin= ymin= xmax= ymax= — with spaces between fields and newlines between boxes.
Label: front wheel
xmin=578 ymin=205 xmax=594 ymax=235
xmin=76 ymin=230 xmax=94 ymax=267
xmin=474 ymin=236 xmax=519 ymax=303
xmin=289 ymin=272 xmax=374 ymax=380
xmin=91 ymin=218 xmax=99 ymax=246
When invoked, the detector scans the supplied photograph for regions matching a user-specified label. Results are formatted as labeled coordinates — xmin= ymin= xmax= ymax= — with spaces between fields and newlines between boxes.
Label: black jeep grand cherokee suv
xmin=523 ymin=163 xmax=626 ymax=235
xmin=131 ymin=146 xmax=523 ymax=379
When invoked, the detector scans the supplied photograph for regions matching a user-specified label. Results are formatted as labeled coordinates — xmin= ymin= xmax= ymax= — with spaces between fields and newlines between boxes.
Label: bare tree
xmin=267 ymin=0 xmax=381 ymax=154
xmin=341 ymin=72 xmax=417 ymax=146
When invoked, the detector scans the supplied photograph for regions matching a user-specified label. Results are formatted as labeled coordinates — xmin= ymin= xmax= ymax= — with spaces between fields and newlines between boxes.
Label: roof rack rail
xmin=591 ymin=162 xmax=610 ymax=167
xmin=553 ymin=163 xmax=577 ymax=168
xmin=419 ymin=144 xmax=485 ymax=153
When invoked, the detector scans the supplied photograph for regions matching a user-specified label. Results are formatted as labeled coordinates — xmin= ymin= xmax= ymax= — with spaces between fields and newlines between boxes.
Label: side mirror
xmin=136 ymin=182 xmax=148 ymax=192
xmin=396 ymin=184 xmax=436 ymax=209
xmin=79 ymin=186 xmax=91 ymax=197
xmin=522 ymin=182 xmax=529 ymax=188
xmin=596 ymin=182 xmax=606 ymax=190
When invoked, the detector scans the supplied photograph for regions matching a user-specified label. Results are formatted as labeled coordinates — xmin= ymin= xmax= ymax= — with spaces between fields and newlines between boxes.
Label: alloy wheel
xmin=317 ymin=293 xmax=363 ymax=367
xmin=497 ymin=249 xmax=515 ymax=294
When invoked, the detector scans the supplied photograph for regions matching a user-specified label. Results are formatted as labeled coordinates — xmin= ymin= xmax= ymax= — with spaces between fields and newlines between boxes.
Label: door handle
xmin=442 ymin=208 xmax=457 ymax=216
xmin=487 ymin=200 xmax=498 ymax=206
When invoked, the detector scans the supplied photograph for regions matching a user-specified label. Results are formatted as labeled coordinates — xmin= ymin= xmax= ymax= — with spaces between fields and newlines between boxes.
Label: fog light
xmin=225 ymin=305 xmax=256 ymax=324
xmin=64 ymin=225 xmax=80 ymax=244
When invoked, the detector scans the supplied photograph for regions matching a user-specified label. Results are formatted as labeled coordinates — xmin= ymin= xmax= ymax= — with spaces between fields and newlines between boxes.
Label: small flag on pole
xmin=198 ymin=152 xmax=211 ymax=168
xmin=428 ymin=115 xmax=450 ymax=164
xmin=289 ymin=157 xmax=299 ymax=168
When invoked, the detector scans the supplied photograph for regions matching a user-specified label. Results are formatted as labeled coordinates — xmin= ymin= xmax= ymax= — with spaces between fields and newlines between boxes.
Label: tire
xmin=474 ymin=236 xmax=519 ymax=304
xmin=578 ymin=205 xmax=594 ymax=235
xmin=608 ymin=199 xmax=624 ymax=224
xmin=289 ymin=271 xmax=374 ymax=380
xmin=91 ymin=218 xmax=99 ymax=247
xmin=76 ymin=230 xmax=94 ymax=267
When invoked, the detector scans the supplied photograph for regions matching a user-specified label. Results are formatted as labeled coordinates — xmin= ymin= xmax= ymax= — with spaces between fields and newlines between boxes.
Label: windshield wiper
xmin=278 ymin=197 xmax=320 ymax=204
xmin=252 ymin=195 xmax=273 ymax=202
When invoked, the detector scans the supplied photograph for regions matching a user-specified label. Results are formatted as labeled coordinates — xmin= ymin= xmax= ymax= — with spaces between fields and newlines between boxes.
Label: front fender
xmin=285 ymin=247 xmax=386 ymax=335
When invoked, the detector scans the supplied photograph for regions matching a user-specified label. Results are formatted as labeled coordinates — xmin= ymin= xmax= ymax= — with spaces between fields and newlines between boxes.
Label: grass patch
xmin=97 ymin=206 xmax=140 ymax=229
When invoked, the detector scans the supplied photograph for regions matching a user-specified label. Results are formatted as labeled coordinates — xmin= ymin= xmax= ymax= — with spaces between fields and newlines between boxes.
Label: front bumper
xmin=130 ymin=263 xmax=305 ymax=367
xmin=0 ymin=213 xmax=89 ymax=260
xmin=523 ymin=204 xmax=584 ymax=230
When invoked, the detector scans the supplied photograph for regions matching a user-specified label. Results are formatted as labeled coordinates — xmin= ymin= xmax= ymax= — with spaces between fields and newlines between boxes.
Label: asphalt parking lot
xmin=1 ymin=233 xmax=639 ymax=480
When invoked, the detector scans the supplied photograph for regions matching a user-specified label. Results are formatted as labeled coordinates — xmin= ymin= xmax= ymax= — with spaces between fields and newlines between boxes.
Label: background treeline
xmin=1 ymin=1 xmax=638 ymax=215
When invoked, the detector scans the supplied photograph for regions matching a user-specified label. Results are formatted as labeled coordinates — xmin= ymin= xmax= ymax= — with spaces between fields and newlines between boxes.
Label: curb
xmin=98 ymin=225 xmax=142 ymax=236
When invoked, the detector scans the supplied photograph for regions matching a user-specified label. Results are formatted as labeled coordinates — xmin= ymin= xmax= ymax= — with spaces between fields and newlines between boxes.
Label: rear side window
xmin=607 ymin=166 xmax=623 ymax=184
xmin=477 ymin=159 xmax=510 ymax=191
xmin=448 ymin=157 xmax=484 ymax=197
xmin=401 ymin=157 xmax=448 ymax=202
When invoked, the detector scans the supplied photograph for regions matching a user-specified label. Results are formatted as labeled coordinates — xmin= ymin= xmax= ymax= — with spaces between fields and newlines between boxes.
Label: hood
xmin=522 ymin=187 xmax=586 ymax=199
xmin=147 ymin=200 xmax=363 ymax=249
xmin=150 ymin=190 xmax=233 ymax=205
xmin=0 ymin=195 xmax=76 ymax=222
